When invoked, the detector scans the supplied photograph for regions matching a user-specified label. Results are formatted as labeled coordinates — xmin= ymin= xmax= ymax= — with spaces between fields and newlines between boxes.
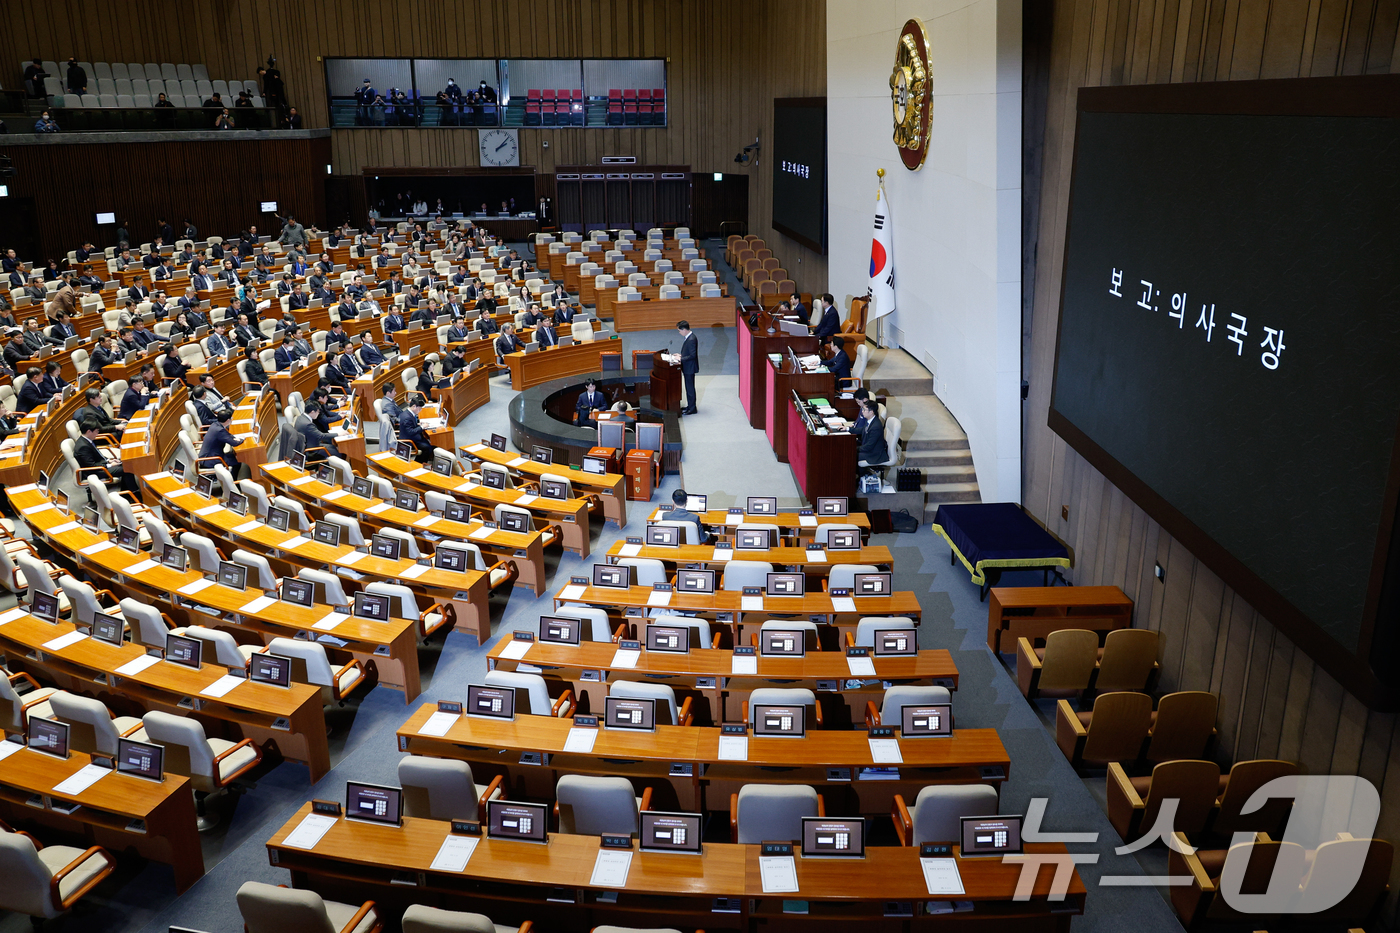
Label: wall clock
xmin=889 ymin=18 xmax=932 ymax=170
xmin=479 ymin=128 xmax=520 ymax=167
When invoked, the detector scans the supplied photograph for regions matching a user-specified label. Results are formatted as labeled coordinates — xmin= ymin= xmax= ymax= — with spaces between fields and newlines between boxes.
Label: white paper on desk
xmin=178 ymin=579 xmax=215 ymax=596
xmin=121 ymin=443 xmax=145 ymax=450
xmin=263 ymin=461 xmax=286 ymax=471
xmin=405 ymin=468 xmax=429 ymax=478
xmin=312 ymin=612 xmax=344 ymax=632
xmin=195 ymin=505 xmax=223 ymax=516
xmin=590 ymin=849 xmax=633 ymax=888
xmin=731 ymin=655 xmax=758 ymax=675
xmin=718 ymin=735 xmax=748 ymax=761
xmin=466 ymin=444 xmax=487 ymax=454
xmin=564 ymin=727 xmax=599 ymax=754
xmin=7 ymin=484 xmax=36 ymax=495
xmin=323 ymin=489 xmax=349 ymax=501
xmin=289 ymin=476 xmax=317 ymax=486
xmin=167 ymin=487 xmax=198 ymax=498
xmin=418 ymin=710 xmax=460 ymax=736
xmin=52 ymin=763 xmax=110 ymax=796
xmin=200 ymin=674 xmax=245 ymax=698
xmin=498 ymin=639 xmax=531 ymax=661
xmin=115 ymin=653 xmax=162 ymax=676
xmin=80 ymin=541 xmax=115 ymax=555
xmin=806 ymin=550 xmax=828 ymax=563
xmin=725 ymin=513 xmax=743 ymax=525
xmin=709 ymin=548 xmax=730 ymax=563
xmin=0 ymin=740 xmax=23 ymax=761
xmin=741 ymin=596 xmax=764 ymax=612
xmin=799 ymin=515 xmax=817 ymax=527
xmin=335 ymin=551 xmax=366 ymax=567
xmin=400 ymin=563 xmax=430 ymax=579
xmin=559 ymin=584 xmax=587 ymax=600
xmin=370 ymin=452 xmax=393 ymax=462
xmin=508 ymin=456 xmax=529 ymax=467
xmin=0 ymin=608 xmax=27 ymax=625
xmin=283 ymin=813 xmax=337 ymax=850
xmin=240 ymin=595 xmax=276 ymax=614
xmin=125 ymin=559 xmax=158 ymax=574
xmin=42 ymin=631 xmax=88 ymax=652
xmin=468 ymin=526 xmax=492 ymax=540
xmin=618 ymin=543 xmax=642 ymax=557
xmin=868 ymin=738 xmax=903 ymax=764
xmin=758 ymin=855 xmax=799 ymax=893
xmin=364 ymin=503 xmax=392 ymax=515
xmin=280 ymin=535 xmax=311 ymax=549
xmin=831 ymin=597 xmax=858 ymax=614
xmin=21 ymin=504 xmax=54 ymax=515
xmin=233 ymin=520 xmax=261 ymax=533
xmin=921 ymin=858 xmax=965 ymax=895
xmin=611 ymin=648 xmax=640 ymax=669
xmin=847 ymin=656 xmax=877 ymax=677
xmin=430 ymin=834 xmax=479 ymax=872
xmin=413 ymin=514 xmax=439 ymax=529
xmin=646 ymin=590 xmax=672 ymax=607
xmin=49 ymin=521 xmax=80 ymax=534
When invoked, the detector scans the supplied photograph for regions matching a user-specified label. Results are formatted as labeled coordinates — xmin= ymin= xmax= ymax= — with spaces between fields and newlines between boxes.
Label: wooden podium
xmin=649 ymin=356 xmax=682 ymax=411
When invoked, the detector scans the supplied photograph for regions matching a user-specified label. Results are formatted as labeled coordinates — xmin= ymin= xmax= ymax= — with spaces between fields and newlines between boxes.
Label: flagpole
xmin=874 ymin=168 xmax=885 ymax=349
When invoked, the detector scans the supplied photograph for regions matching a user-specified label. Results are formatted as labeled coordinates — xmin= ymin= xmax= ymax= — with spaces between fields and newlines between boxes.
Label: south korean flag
xmin=869 ymin=186 xmax=895 ymax=321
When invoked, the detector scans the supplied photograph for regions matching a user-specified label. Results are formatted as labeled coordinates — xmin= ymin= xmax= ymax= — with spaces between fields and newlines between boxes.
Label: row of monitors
xmin=588 ymin=564 xmax=889 ymax=596
xmin=24 ymin=718 xmax=165 ymax=782
xmin=534 ymin=613 xmax=915 ymax=658
xmin=343 ymin=780 xmax=1024 ymax=858
xmin=638 ymin=522 xmax=858 ymax=550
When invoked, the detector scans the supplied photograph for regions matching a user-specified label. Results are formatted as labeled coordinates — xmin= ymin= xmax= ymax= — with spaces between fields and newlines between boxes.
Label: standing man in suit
xmin=676 ymin=320 xmax=699 ymax=415
xmin=575 ymin=377 xmax=606 ymax=426
xmin=380 ymin=384 xmax=402 ymax=424
xmin=812 ymin=293 xmax=841 ymax=340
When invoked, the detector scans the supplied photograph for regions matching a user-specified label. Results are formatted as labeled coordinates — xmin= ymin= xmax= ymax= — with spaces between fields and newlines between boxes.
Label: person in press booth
xmin=575 ymin=377 xmax=606 ymax=426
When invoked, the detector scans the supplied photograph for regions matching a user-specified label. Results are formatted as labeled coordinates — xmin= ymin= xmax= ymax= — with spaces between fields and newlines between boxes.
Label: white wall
xmin=828 ymin=0 xmax=1021 ymax=502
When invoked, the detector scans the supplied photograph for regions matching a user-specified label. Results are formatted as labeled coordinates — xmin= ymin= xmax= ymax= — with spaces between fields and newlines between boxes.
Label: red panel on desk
xmin=789 ymin=399 xmax=810 ymax=498
xmin=765 ymin=363 xmax=778 ymax=452
xmin=738 ymin=307 xmax=753 ymax=420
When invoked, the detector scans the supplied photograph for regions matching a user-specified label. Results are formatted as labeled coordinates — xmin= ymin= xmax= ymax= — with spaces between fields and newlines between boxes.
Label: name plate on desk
xmin=805 ymin=544 xmax=827 ymax=562
xmin=311 ymin=799 xmax=342 ymax=817
xmin=451 ymin=820 xmax=482 ymax=835
xmin=600 ymin=833 xmax=634 ymax=849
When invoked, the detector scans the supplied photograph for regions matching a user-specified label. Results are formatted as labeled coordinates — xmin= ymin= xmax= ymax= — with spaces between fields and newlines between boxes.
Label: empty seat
xmin=49 ymin=691 xmax=146 ymax=757
xmin=160 ymin=63 xmax=179 ymax=81
xmin=1212 ymin=759 xmax=1300 ymax=835
xmin=1056 ymin=691 xmax=1153 ymax=770
xmin=111 ymin=63 xmax=129 ymax=80
xmin=556 ymin=774 xmax=649 ymax=835
xmin=142 ymin=710 xmax=261 ymax=797
xmin=99 ymin=93 xmax=118 ymax=108
xmin=731 ymin=784 xmax=821 ymax=844
xmin=870 ymin=684 xmax=951 ymax=729
xmin=116 ymin=93 xmax=134 ymax=107
xmin=195 ymin=79 xmax=212 ymax=98
xmin=1144 ymin=691 xmax=1218 ymax=763
xmin=179 ymin=79 xmax=197 ymax=98
xmin=144 ymin=63 xmax=162 ymax=81
xmin=176 ymin=64 xmax=193 ymax=81
xmin=236 ymin=881 xmax=380 ymax=933
xmin=892 ymin=785 xmax=999 ymax=845
xmin=192 ymin=64 xmax=209 ymax=81
xmin=1107 ymin=758 xmax=1220 ymax=842
xmin=1093 ymin=628 xmax=1160 ymax=692
xmin=81 ymin=93 xmax=98 ymax=107
xmin=401 ymin=905 xmax=526 ymax=933
xmin=97 ymin=77 xmax=116 ymax=96
xmin=1017 ymin=628 xmax=1099 ymax=700
xmin=483 ymin=670 xmax=571 ymax=717
xmin=399 ymin=755 xmax=501 ymax=822
xmin=266 ymin=636 xmax=366 ymax=704
xmin=610 ymin=680 xmax=690 ymax=726
xmin=0 ymin=832 xmax=116 ymax=921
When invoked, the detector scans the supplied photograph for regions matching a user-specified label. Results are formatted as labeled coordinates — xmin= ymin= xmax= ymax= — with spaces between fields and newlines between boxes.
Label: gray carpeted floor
xmin=0 ymin=240 xmax=1186 ymax=933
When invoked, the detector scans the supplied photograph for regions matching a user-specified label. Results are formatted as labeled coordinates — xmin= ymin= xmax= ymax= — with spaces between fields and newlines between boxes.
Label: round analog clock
xmin=888 ymin=18 xmax=932 ymax=171
xmin=479 ymin=128 xmax=520 ymax=167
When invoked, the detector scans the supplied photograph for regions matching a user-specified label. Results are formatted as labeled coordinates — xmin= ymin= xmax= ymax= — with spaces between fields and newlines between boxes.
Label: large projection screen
xmin=1049 ymin=75 xmax=1400 ymax=708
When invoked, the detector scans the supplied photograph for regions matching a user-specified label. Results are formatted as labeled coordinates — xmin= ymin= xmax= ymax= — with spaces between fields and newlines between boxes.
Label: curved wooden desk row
xmin=486 ymin=634 xmax=957 ymax=727
xmin=461 ymin=442 xmax=628 ymax=529
xmin=0 ymin=608 xmax=329 ymax=782
xmin=603 ymin=540 xmax=894 ymax=575
xmin=396 ymin=704 xmax=1008 ymax=815
xmin=266 ymin=802 xmax=1083 ymax=930
xmin=143 ymin=474 xmax=495 ymax=652
xmin=655 ymin=507 xmax=873 ymax=538
xmin=9 ymin=484 xmax=423 ymax=703
xmin=0 ymin=737 xmax=204 ymax=892
xmin=120 ymin=382 xmax=279 ymax=480
xmin=550 ymin=583 xmax=923 ymax=631
xmin=0 ymin=376 xmax=97 ymax=488
xmin=506 ymin=336 xmax=622 ymax=391
xmin=260 ymin=461 xmax=547 ymax=597
xmin=598 ymin=294 xmax=734 ymax=332
xmin=368 ymin=449 xmax=594 ymax=558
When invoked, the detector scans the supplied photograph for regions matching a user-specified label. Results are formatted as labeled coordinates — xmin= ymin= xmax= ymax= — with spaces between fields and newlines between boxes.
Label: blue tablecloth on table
xmin=932 ymin=502 xmax=1072 ymax=585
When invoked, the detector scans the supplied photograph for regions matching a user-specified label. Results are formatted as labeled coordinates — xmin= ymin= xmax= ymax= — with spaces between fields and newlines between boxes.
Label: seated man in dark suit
xmin=287 ymin=284 xmax=309 ymax=310
xmin=273 ymin=335 xmax=299 ymax=371
xmin=16 ymin=367 xmax=47 ymax=413
xmin=241 ymin=347 xmax=268 ymax=387
xmin=3 ymin=329 xmax=31 ymax=371
xmin=162 ymin=344 xmax=190 ymax=382
xmin=575 ymin=377 xmax=606 ymax=426
xmin=552 ymin=301 xmax=576 ymax=326
xmin=534 ymin=318 xmax=560 ymax=348
xmin=664 ymin=488 xmax=713 ymax=544
xmin=232 ymin=313 xmax=260 ymax=348
xmin=397 ymin=396 xmax=434 ymax=463
xmin=856 ymin=399 xmax=887 ymax=471
xmin=788 ymin=292 xmax=810 ymax=325
xmin=475 ymin=311 xmax=500 ymax=336
xmin=191 ymin=386 xmax=219 ymax=425
xmin=74 ymin=417 xmax=139 ymax=496
xmin=445 ymin=319 xmax=471 ymax=344
xmin=410 ymin=300 xmax=438 ymax=327
xmin=120 ymin=374 xmax=151 ymax=420
xmin=47 ymin=312 xmax=77 ymax=346
xmin=438 ymin=346 xmax=469 ymax=386
xmin=80 ymin=386 xmax=123 ymax=434
xmin=495 ymin=324 xmax=523 ymax=360
xmin=205 ymin=322 xmax=234 ymax=360
xmin=324 ymin=321 xmax=351 ymax=353
xmin=131 ymin=319 xmax=158 ymax=349
xmin=518 ymin=304 xmax=545 ymax=328
xmin=383 ymin=307 xmax=407 ymax=333
xmin=827 ymin=335 xmax=852 ymax=383
xmin=812 ymin=293 xmax=841 ymax=340
xmin=299 ymin=401 xmax=339 ymax=462
xmin=358 ymin=332 xmax=387 ymax=367
xmin=322 ymin=353 xmax=351 ymax=391
xmin=198 ymin=407 xmax=241 ymax=472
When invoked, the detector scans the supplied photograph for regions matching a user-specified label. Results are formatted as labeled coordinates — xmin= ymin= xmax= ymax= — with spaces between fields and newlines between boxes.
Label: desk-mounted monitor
xmin=266 ymin=506 xmax=291 ymax=533
xmin=442 ymin=499 xmax=470 ymax=523
xmin=901 ymin=703 xmax=952 ymax=737
xmin=531 ymin=445 xmax=553 ymax=465
xmin=165 ymin=633 xmax=202 ymax=669
xmin=466 ymin=683 xmax=516 ymax=720
xmin=816 ymin=497 xmax=848 ymax=516
xmin=115 ymin=524 xmax=142 ymax=554
xmin=311 ymin=521 xmax=342 ymax=547
xmin=592 ymin=564 xmax=629 ymax=589
xmin=746 ymin=497 xmax=777 ymax=516
xmin=31 ymin=592 xmax=60 ymax=624
xmin=117 ymin=737 xmax=164 ymax=781
xmin=752 ymin=703 xmax=805 ymax=737
xmin=645 ymin=623 xmax=690 ymax=654
xmin=499 ymin=510 xmax=529 ymax=533
xmin=640 ymin=811 xmax=703 ymax=854
xmin=394 ymin=489 xmax=422 ymax=512
xmin=540 ymin=479 xmax=569 ymax=500
xmin=604 ymin=695 xmax=656 ymax=731
xmin=487 ymin=799 xmax=547 ymax=843
xmin=539 ymin=615 xmax=582 ymax=646
xmin=351 ymin=477 xmax=374 ymax=498
xmin=645 ymin=523 xmax=679 ymax=547
xmin=91 ymin=611 xmax=125 ymax=647
xmin=582 ymin=456 xmax=608 ymax=475
xmin=766 ymin=572 xmax=804 ymax=597
xmin=369 ymin=534 xmax=402 ymax=561
xmin=434 ymin=544 xmax=470 ymax=572
xmin=394 ymin=441 xmax=416 ymax=460
xmin=676 ymin=569 xmax=715 ymax=595
xmin=481 ymin=469 xmax=506 ymax=490
xmin=26 ymin=717 xmax=69 ymax=759
xmin=217 ymin=560 xmax=248 ymax=591
xmin=353 ymin=591 xmax=392 ymax=621
xmin=735 ymin=529 xmax=771 ymax=550
xmin=760 ymin=629 xmax=806 ymax=657
xmin=280 ymin=577 xmax=315 ymax=607
xmin=159 ymin=543 xmax=188 ymax=572
xmin=960 ymin=815 xmax=1023 ymax=857
xmin=853 ymin=572 xmax=892 ymax=596
xmin=801 ymin=817 xmax=865 ymax=858
xmin=873 ymin=628 xmax=917 ymax=657
xmin=827 ymin=529 xmax=860 ymax=550
xmin=249 ymin=652 xmax=292 ymax=688
xmin=489 ymin=433 xmax=508 ymax=452
xmin=345 ymin=781 xmax=402 ymax=827
xmin=684 ymin=494 xmax=707 ymax=512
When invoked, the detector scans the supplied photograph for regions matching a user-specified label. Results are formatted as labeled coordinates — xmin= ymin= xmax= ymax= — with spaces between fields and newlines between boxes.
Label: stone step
xmin=922 ymin=484 xmax=984 ymax=514
xmin=903 ymin=437 xmax=970 ymax=452
xmin=903 ymin=450 xmax=974 ymax=468
xmin=911 ymin=464 xmax=979 ymax=484
xmin=867 ymin=375 xmax=934 ymax=397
